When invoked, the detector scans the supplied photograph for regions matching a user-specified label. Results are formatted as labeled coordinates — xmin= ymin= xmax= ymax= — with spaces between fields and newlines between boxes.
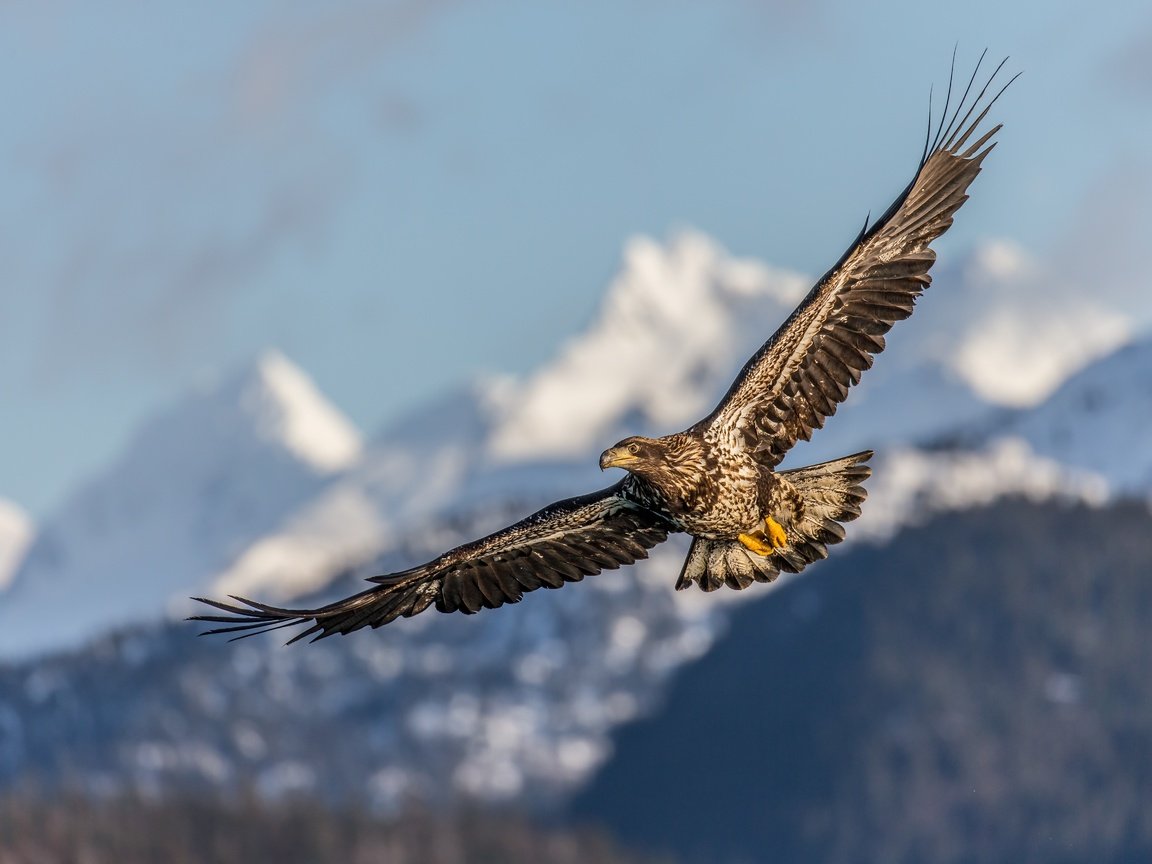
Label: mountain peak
xmin=1005 ymin=333 xmax=1152 ymax=492
xmin=924 ymin=240 xmax=1132 ymax=408
xmin=0 ymin=499 xmax=33 ymax=592
xmin=0 ymin=349 xmax=363 ymax=660
xmin=486 ymin=231 xmax=808 ymax=460
xmin=226 ymin=349 xmax=363 ymax=473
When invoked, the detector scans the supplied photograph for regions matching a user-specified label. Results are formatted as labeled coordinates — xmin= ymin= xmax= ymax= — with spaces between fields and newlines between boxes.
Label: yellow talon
xmin=737 ymin=532 xmax=776 ymax=557
xmin=738 ymin=517 xmax=788 ymax=557
xmin=764 ymin=516 xmax=788 ymax=549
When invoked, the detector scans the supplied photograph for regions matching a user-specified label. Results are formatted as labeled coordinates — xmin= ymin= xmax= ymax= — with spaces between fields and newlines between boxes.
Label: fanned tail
xmin=676 ymin=450 xmax=872 ymax=592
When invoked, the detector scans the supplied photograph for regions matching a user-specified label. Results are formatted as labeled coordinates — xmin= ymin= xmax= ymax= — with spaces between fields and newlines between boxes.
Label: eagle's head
xmin=599 ymin=435 xmax=665 ymax=473
xmin=599 ymin=434 xmax=704 ymax=503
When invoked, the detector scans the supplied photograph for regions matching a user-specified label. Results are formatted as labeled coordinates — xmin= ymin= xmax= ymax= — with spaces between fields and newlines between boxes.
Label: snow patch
xmin=929 ymin=241 xmax=1132 ymax=406
xmin=233 ymin=349 xmax=362 ymax=472
xmin=7 ymin=230 xmax=1144 ymax=666
xmin=858 ymin=438 xmax=1110 ymax=543
xmin=209 ymin=484 xmax=389 ymax=603
xmin=0 ymin=500 xmax=34 ymax=592
xmin=1004 ymin=336 xmax=1152 ymax=492
xmin=0 ymin=350 xmax=363 ymax=660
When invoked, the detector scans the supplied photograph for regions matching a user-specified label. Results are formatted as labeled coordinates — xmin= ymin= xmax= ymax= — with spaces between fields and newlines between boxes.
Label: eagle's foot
xmin=737 ymin=517 xmax=789 ymax=558
xmin=737 ymin=532 xmax=775 ymax=557
xmin=764 ymin=516 xmax=788 ymax=549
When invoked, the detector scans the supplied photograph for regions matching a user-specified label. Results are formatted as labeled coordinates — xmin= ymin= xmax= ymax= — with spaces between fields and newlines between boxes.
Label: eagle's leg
xmin=737 ymin=516 xmax=788 ymax=557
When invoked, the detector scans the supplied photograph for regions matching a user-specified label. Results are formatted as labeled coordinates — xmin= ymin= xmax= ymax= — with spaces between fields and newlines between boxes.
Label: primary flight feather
xmin=193 ymin=54 xmax=1015 ymax=643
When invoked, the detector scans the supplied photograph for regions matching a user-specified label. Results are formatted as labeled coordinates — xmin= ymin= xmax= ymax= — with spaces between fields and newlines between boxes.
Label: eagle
xmin=194 ymin=55 xmax=1015 ymax=644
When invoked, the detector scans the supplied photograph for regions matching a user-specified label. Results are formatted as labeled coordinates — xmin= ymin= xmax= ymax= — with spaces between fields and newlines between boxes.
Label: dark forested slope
xmin=573 ymin=498 xmax=1152 ymax=864
xmin=0 ymin=791 xmax=670 ymax=864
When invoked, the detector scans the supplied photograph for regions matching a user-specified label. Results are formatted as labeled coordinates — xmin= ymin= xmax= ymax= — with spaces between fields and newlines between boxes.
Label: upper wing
xmin=191 ymin=482 xmax=675 ymax=643
xmin=699 ymin=55 xmax=1017 ymax=466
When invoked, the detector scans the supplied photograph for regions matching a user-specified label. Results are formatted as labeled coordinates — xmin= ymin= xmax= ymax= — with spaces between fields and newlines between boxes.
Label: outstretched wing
xmin=699 ymin=54 xmax=1017 ymax=467
xmin=191 ymin=482 xmax=675 ymax=643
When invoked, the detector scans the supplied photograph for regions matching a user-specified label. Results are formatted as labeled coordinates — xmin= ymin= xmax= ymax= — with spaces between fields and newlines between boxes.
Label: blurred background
xmin=1 ymin=1 xmax=1150 ymax=862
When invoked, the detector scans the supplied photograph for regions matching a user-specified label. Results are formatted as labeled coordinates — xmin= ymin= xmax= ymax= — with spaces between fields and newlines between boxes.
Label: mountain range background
xmin=1 ymin=228 xmax=1149 ymax=862
xmin=2 ymin=2 xmax=1151 ymax=862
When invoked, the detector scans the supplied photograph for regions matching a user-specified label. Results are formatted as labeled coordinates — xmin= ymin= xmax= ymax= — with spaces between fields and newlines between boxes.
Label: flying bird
xmin=194 ymin=55 xmax=1015 ymax=644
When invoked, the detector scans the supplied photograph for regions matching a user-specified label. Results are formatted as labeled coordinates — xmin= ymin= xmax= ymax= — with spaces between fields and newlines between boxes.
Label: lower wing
xmin=191 ymin=482 xmax=675 ymax=644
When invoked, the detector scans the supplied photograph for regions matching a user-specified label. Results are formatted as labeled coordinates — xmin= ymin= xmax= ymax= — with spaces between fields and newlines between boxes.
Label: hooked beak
xmin=599 ymin=447 xmax=637 ymax=471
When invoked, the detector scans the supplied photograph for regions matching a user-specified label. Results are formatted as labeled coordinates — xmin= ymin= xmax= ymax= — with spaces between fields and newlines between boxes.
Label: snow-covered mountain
xmin=0 ymin=500 xmax=33 ymax=592
xmin=485 ymin=233 xmax=808 ymax=460
xmin=486 ymin=231 xmax=998 ymax=466
xmin=0 ymin=230 xmax=1145 ymax=811
xmin=211 ymin=232 xmax=1013 ymax=603
xmin=1000 ymin=336 xmax=1152 ymax=493
xmin=0 ymin=231 xmax=1136 ymax=663
xmin=894 ymin=240 xmax=1130 ymax=408
xmin=0 ymin=350 xmax=362 ymax=659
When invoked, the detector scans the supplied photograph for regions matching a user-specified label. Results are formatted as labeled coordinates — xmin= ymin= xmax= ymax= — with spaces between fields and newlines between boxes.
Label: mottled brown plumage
xmin=193 ymin=55 xmax=1013 ymax=643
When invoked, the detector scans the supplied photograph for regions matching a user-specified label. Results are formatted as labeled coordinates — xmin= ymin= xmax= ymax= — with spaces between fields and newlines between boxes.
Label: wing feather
xmin=699 ymin=56 xmax=1017 ymax=466
xmin=190 ymin=482 xmax=675 ymax=643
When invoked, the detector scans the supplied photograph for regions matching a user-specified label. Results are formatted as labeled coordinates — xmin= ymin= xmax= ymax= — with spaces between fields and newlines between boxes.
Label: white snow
xmin=0 ymin=351 xmax=364 ymax=660
xmin=5 ymin=230 xmax=1147 ymax=664
xmin=229 ymin=349 xmax=362 ymax=473
xmin=857 ymin=439 xmax=1110 ymax=543
xmin=487 ymin=231 xmax=808 ymax=460
xmin=0 ymin=500 xmax=34 ymax=592
xmin=916 ymin=240 xmax=1132 ymax=406
xmin=209 ymin=484 xmax=389 ymax=603
xmin=486 ymin=233 xmax=1122 ymax=469
xmin=7 ymin=225 xmax=1152 ymax=816
xmin=1003 ymin=336 xmax=1152 ymax=493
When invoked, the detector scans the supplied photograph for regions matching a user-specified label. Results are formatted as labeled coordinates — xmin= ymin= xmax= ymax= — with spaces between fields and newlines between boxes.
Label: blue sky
xmin=2 ymin=0 xmax=1150 ymax=516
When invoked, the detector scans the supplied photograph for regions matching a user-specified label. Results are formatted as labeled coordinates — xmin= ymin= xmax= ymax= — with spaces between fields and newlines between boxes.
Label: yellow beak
xmin=599 ymin=447 xmax=638 ymax=470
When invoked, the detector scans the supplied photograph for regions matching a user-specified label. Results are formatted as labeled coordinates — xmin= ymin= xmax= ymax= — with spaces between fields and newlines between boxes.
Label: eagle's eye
xmin=628 ymin=442 xmax=640 ymax=455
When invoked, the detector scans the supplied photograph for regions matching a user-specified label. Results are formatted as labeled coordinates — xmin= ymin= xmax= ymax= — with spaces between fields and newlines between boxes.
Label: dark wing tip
xmin=928 ymin=51 xmax=1017 ymax=161
xmin=189 ymin=594 xmax=319 ymax=642
xmin=842 ymin=53 xmax=1015 ymax=269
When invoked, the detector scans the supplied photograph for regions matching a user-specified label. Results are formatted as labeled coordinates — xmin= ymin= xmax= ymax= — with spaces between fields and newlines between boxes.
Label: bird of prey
xmin=194 ymin=55 xmax=1015 ymax=644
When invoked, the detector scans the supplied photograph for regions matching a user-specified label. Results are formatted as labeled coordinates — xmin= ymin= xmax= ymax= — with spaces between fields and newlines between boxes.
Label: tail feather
xmin=676 ymin=450 xmax=872 ymax=592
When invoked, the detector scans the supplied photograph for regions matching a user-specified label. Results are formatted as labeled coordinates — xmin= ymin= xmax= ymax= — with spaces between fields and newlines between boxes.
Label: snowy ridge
xmin=237 ymin=350 xmax=363 ymax=472
xmin=0 ymin=352 xmax=363 ymax=660
xmin=1002 ymin=336 xmax=1152 ymax=492
xmin=911 ymin=240 xmax=1131 ymax=407
xmin=487 ymin=232 xmax=809 ymax=459
xmin=0 ymin=231 xmax=1147 ymax=809
xmin=209 ymin=440 xmax=477 ymax=602
xmin=0 ymin=500 xmax=33 ymax=592
xmin=258 ymin=231 xmax=1021 ymax=596
xmin=3 ymin=230 xmax=1144 ymax=663
xmin=858 ymin=439 xmax=1110 ymax=543
xmin=487 ymin=234 xmax=1131 ymax=468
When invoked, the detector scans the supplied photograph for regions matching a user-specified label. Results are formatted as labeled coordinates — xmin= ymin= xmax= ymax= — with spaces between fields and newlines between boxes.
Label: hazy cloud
xmin=227 ymin=0 xmax=454 ymax=129
xmin=1 ymin=0 xmax=459 ymax=387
